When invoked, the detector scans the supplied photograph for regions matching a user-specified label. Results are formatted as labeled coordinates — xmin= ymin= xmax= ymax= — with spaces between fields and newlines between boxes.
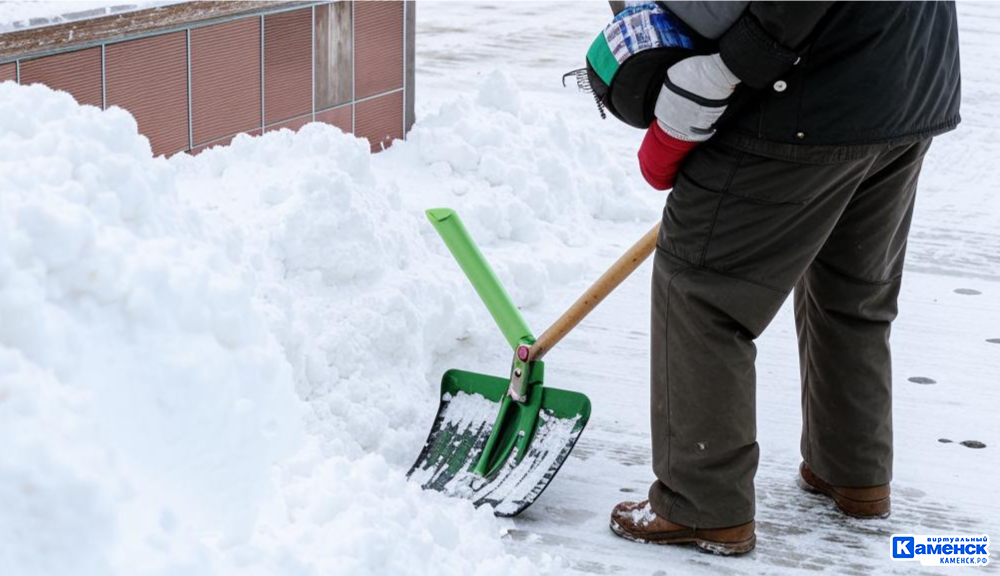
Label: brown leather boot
xmin=799 ymin=462 xmax=890 ymax=519
xmin=609 ymin=500 xmax=756 ymax=555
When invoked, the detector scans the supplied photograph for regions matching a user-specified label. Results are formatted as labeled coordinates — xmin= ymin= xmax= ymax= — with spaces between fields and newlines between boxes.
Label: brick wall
xmin=0 ymin=1 xmax=415 ymax=156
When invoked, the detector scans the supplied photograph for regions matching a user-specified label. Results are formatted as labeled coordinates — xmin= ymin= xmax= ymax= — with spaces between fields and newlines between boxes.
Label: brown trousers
xmin=648 ymin=138 xmax=932 ymax=529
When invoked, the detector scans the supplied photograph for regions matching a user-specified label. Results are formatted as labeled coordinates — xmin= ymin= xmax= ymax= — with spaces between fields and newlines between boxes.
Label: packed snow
xmin=2 ymin=1 xmax=999 ymax=575
xmin=407 ymin=389 xmax=584 ymax=516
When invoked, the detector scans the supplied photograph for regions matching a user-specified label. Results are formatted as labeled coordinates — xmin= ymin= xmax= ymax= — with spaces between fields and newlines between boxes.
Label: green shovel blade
xmin=407 ymin=369 xmax=591 ymax=517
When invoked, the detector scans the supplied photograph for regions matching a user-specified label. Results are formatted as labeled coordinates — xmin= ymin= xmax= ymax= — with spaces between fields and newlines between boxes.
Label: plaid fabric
xmin=604 ymin=3 xmax=695 ymax=65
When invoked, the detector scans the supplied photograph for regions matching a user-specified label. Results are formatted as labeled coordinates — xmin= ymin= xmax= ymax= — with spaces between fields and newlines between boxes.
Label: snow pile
xmin=0 ymin=70 xmax=648 ymax=575
xmin=0 ymin=81 xmax=304 ymax=574
xmin=405 ymin=70 xmax=648 ymax=241
xmin=173 ymin=68 xmax=650 ymax=468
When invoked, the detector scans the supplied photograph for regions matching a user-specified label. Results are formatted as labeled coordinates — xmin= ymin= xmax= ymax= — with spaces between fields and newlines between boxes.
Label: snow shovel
xmin=408 ymin=208 xmax=658 ymax=516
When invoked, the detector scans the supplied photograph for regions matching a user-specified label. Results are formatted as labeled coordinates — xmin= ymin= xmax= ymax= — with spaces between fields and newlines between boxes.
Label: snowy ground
xmin=0 ymin=2 xmax=997 ymax=575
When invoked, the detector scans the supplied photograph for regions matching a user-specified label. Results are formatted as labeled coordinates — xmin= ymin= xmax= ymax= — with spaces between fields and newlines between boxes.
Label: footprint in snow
xmin=938 ymin=438 xmax=986 ymax=449
xmin=908 ymin=376 xmax=937 ymax=385
xmin=953 ymin=288 xmax=981 ymax=295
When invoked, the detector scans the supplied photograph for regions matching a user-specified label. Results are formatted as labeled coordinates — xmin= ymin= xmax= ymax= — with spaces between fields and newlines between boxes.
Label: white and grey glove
xmin=654 ymin=53 xmax=740 ymax=142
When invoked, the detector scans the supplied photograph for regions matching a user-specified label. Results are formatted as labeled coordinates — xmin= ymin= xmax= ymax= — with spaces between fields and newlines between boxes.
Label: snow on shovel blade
xmin=407 ymin=369 xmax=590 ymax=517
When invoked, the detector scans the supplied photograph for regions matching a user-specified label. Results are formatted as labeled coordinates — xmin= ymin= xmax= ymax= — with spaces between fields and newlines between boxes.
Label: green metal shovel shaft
xmin=426 ymin=208 xmax=543 ymax=478
xmin=426 ymin=208 xmax=534 ymax=350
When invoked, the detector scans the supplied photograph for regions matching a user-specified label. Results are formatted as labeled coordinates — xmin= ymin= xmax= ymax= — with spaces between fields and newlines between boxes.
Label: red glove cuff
xmin=637 ymin=122 xmax=699 ymax=191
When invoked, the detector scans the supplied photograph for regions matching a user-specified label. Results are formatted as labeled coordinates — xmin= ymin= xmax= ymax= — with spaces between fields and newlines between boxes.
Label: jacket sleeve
xmin=663 ymin=1 xmax=750 ymax=40
xmin=718 ymin=1 xmax=835 ymax=90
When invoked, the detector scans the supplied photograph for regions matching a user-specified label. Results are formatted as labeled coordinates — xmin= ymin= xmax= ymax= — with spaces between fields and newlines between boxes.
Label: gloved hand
xmin=638 ymin=53 xmax=740 ymax=190
xmin=637 ymin=121 xmax=698 ymax=190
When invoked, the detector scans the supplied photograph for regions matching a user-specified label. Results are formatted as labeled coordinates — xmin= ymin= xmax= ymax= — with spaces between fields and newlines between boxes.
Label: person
xmin=609 ymin=1 xmax=961 ymax=555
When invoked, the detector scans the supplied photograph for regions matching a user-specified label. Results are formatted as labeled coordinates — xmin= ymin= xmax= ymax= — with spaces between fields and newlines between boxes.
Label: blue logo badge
xmin=891 ymin=534 xmax=990 ymax=566
xmin=893 ymin=535 xmax=915 ymax=559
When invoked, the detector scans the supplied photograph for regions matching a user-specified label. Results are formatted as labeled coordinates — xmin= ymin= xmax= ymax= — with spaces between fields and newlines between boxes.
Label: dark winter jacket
xmin=667 ymin=1 xmax=962 ymax=161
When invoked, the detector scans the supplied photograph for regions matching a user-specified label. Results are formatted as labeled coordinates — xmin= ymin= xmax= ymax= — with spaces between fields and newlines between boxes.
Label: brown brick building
xmin=0 ymin=1 xmax=416 ymax=156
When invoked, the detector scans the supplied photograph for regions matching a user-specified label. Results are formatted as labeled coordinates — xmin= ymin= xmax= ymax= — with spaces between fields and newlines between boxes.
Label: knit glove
xmin=637 ymin=122 xmax=698 ymax=191
xmin=638 ymin=53 xmax=740 ymax=190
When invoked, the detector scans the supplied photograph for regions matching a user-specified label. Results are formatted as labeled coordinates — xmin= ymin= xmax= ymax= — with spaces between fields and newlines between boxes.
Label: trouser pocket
xmin=661 ymin=141 xmax=875 ymax=291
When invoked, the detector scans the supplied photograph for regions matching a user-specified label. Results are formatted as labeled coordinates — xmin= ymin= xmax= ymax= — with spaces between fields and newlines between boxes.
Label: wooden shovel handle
xmin=527 ymin=223 xmax=660 ymax=362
